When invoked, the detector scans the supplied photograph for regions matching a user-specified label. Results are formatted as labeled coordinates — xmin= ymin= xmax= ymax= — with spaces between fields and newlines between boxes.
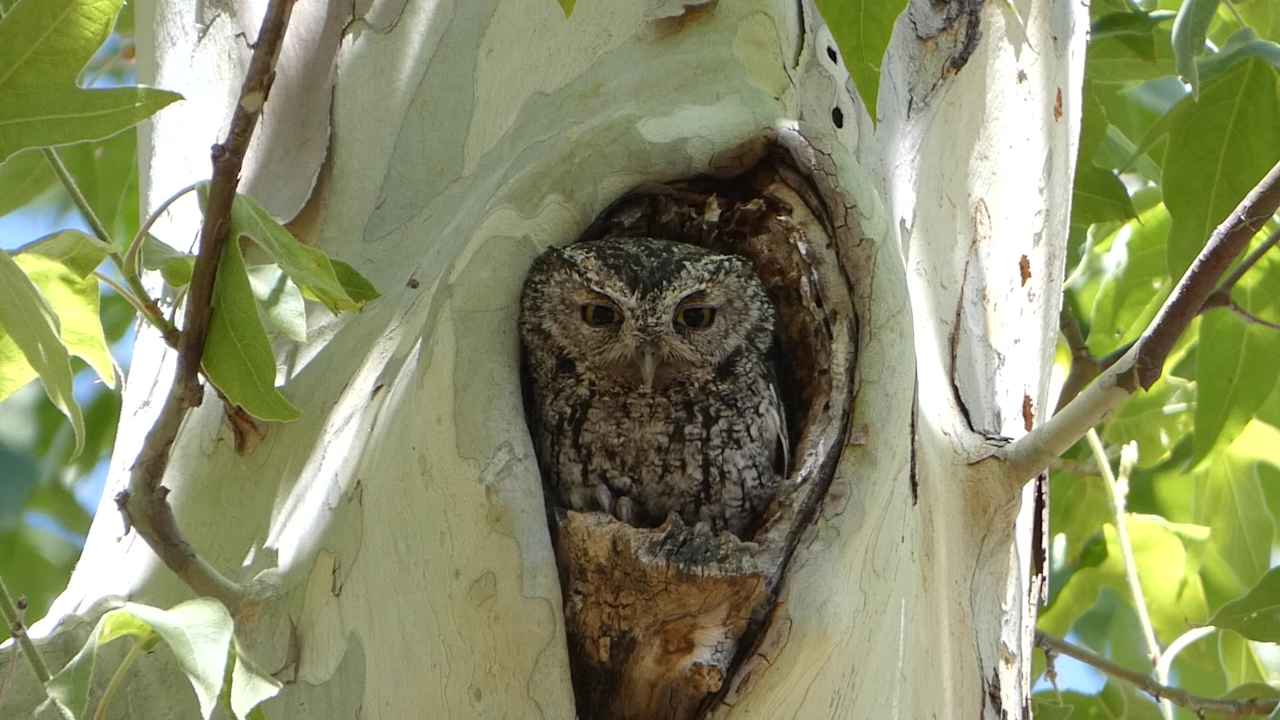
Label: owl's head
xmin=520 ymin=238 xmax=775 ymax=391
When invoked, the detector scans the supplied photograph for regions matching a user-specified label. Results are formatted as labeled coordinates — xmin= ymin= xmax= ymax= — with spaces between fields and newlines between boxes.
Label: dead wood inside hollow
xmin=542 ymin=153 xmax=858 ymax=720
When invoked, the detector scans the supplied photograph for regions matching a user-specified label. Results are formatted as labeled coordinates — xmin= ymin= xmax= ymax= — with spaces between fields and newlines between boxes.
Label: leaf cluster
xmin=1038 ymin=0 xmax=1280 ymax=716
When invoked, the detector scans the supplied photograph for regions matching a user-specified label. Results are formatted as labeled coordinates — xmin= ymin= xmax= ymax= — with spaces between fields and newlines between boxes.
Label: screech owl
xmin=519 ymin=237 xmax=787 ymax=538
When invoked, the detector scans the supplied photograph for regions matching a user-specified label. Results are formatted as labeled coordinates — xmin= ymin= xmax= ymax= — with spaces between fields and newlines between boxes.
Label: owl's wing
xmin=766 ymin=363 xmax=789 ymax=478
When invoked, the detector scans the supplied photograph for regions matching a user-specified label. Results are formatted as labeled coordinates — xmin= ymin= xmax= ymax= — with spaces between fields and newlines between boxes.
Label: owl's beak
xmin=637 ymin=346 xmax=659 ymax=390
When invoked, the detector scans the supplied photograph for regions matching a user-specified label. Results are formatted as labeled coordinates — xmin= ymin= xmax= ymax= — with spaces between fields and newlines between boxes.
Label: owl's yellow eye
xmin=675 ymin=306 xmax=717 ymax=330
xmin=581 ymin=303 xmax=620 ymax=327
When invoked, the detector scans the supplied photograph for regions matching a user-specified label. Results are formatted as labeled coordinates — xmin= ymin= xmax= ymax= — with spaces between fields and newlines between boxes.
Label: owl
xmin=519 ymin=237 xmax=787 ymax=539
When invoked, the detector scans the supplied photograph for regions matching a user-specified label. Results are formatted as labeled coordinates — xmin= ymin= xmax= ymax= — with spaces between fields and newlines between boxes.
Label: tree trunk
xmin=3 ymin=0 xmax=1084 ymax=717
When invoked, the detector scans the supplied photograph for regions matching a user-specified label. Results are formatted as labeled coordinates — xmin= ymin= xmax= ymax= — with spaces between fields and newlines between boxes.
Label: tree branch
xmin=117 ymin=0 xmax=298 ymax=612
xmin=1036 ymin=632 xmax=1277 ymax=716
xmin=999 ymin=160 xmax=1280 ymax=481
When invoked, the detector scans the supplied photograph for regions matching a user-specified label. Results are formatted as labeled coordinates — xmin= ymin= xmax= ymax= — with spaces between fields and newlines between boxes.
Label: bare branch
xmin=119 ymin=0 xmax=299 ymax=612
xmin=1036 ymin=632 xmax=1277 ymax=716
xmin=998 ymin=161 xmax=1280 ymax=481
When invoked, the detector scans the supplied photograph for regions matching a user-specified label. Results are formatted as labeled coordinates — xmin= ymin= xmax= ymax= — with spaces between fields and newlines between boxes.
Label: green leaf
xmin=1103 ymin=375 xmax=1193 ymax=468
xmin=1086 ymin=203 xmax=1172 ymax=356
xmin=0 ymin=250 xmax=84 ymax=454
xmin=18 ymin=229 xmax=112 ymax=276
xmin=1193 ymin=308 xmax=1280 ymax=463
xmin=1218 ymin=630 xmax=1269 ymax=689
xmin=203 ymin=239 xmax=300 ymax=422
xmin=1198 ymin=29 xmax=1280 ymax=83
xmin=54 ymin=129 xmax=140 ymax=244
xmin=816 ymin=0 xmax=908 ymax=122
xmin=1193 ymin=452 xmax=1275 ymax=605
xmin=1171 ymin=0 xmax=1221 ymax=96
xmin=1040 ymin=515 xmax=1210 ymax=643
xmin=142 ymin=235 xmax=195 ymax=287
xmin=1072 ymin=165 xmax=1138 ymax=226
xmin=1209 ymin=566 xmax=1280 ymax=642
xmin=246 ymin=265 xmax=306 ymax=343
xmin=556 ymin=0 xmax=574 ymax=17
xmin=0 ymin=0 xmax=182 ymax=162
xmin=1163 ymin=59 xmax=1280 ymax=276
xmin=219 ymin=189 xmax=368 ymax=314
xmin=330 ymin=259 xmax=380 ymax=304
xmin=42 ymin=599 xmax=278 ymax=720
xmin=5 ymin=241 xmax=117 ymax=393
xmin=0 ymin=149 xmax=56 ymax=218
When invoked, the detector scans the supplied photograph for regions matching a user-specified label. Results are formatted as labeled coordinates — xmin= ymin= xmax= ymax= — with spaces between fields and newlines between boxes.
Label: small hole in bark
xmin=831 ymin=106 xmax=844 ymax=128
xmin=826 ymin=45 xmax=838 ymax=63
xmin=521 ymin=150 xmax=857 ymax=720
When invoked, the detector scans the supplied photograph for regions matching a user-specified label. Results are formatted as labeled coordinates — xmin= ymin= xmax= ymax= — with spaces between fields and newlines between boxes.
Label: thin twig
xmin=43 ymin=148 xmax=114 ymax=247
xmin=1088 ymin=436 xmax=1169 ymax=717
xmin=1213 ymin=226 xmax=1280 ymax=301
xmin=999 ymin=161 xmax=1280 ymax=481
xmin=117 ymin=0 xmax=299 ymax=612
xmin=1036 ymin=632 xmax=1276 ymax=716
xmin=1226 ymin=300 xmax=1280 ymax=331
xmin=0 ymin=576 xmax=51 ymax=684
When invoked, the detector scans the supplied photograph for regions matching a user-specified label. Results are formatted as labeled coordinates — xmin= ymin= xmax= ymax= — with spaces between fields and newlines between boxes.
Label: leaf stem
xmin=1086 ymin=432 xmax=1165 ymax=716
xmin=43 ymin=148 xmax=114 ymax=247
xmin=0 ymin=575 xmax=51 ymax=684
xmin=93 ymin=638 xmax=145 ymax=720
xmin=124 ymin=181 xmax=203 ymax=281
xmin=1036 ymin=631 xmax=1276 ymax=716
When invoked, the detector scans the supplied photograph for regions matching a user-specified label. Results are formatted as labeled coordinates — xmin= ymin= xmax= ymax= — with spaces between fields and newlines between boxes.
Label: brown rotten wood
xmin=116 ymin=0 xmax=299 ymax=612
xmin=1000 ymin=160 xmax=1280 ymax=482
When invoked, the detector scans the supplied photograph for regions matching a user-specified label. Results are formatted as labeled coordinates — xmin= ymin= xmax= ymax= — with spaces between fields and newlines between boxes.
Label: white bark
xmin=2 ymin=0 xmax=1085 ymax=718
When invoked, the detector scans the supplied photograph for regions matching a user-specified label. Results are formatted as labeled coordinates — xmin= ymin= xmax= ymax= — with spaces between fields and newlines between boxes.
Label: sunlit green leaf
xmin=1171 ymin=0 xmax=1220 ymax=96
xmin=1194 ymin=451 xmax=1275 ymax=606
xmin=1 ymin=244 xmax=117 ymax=397
xmin=1164 ymin=59 xmax=1280 ymax=276
xmin=1193 ymin=308 xmax=1280 ymax=464
xmin=1209 ymin=566 xmax=1280 ymax=642
xmin=1103 ymin=375 xmax=1193 ymax=468
xmin=1086 ymin=204 xmax=1172 ymax=356
xmin=816 ymin=0 xmax=907 ymax=121
xmin=1217 ymin=630 xmax=1269 ymax=689
xmin=556 ymin=0 xmax=574 ymax=17
xmin=203 ymin=238 xmax=300 ymax=422
xmin=0 ymin=0 xmax=182 ymax=162
xmin=0 ymin=250 xmax=83 ymax=454
xmin=1040 ymin=515 xmax=1210 ymax=644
